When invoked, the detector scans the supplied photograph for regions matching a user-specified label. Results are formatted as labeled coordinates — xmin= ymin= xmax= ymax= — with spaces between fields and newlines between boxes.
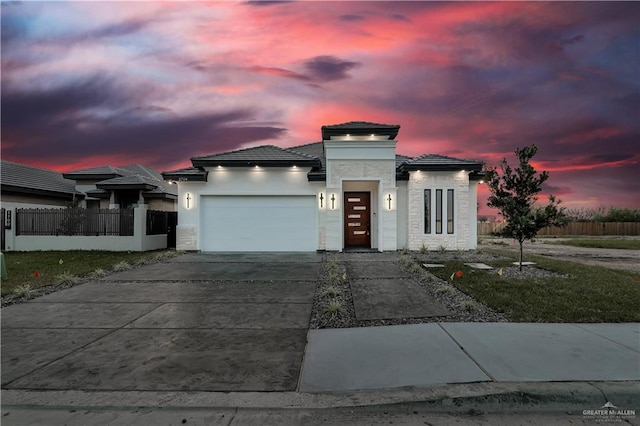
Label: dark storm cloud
xmin=1 ymin=76 xmax=286 ymax=169
xmin=303 ymin=56 xmax=361 ymax=82
xmin=1 ymin=76 xmax=132 ymax=128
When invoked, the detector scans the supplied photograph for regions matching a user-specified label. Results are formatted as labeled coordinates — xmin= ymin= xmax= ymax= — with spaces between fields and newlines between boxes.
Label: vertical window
xmin=424 ymin=189 xmax=431 ymax=234
xmin=447 ymin=189 xmax=454 ymax=234
xmin=435 ymin=189 xmax=442 ymax=234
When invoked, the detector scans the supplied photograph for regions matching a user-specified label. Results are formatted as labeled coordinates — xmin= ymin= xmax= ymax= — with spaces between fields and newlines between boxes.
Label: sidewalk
xmin=300 ymin=322 xmax=639 ymax=392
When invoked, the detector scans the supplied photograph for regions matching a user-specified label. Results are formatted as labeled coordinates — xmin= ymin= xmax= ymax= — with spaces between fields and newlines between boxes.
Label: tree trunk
xmin=519 ymin=240 xmax=524 ymax=271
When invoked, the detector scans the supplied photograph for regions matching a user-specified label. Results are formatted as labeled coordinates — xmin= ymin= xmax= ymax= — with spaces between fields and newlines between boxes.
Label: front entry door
xmin=344 ymin=192 xmax=371 ymax=248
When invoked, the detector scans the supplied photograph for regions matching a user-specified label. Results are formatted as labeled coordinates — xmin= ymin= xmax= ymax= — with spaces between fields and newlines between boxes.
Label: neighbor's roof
xmin=1 ymin=160 xmax=83 ymax=199
xmin=64 ymin=163 xmax=177 ymax=197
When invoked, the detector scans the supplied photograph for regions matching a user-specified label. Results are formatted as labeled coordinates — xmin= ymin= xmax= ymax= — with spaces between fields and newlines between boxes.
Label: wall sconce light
xmin=385 ymin=193 xmax=395 ymax=211
xmin=318 ymin=192 xmax=325 ymax=210
xmin=186 ymin=193 xmax=192 ymax=209
xmin=330 ymin=193 xmax=337 ymax=210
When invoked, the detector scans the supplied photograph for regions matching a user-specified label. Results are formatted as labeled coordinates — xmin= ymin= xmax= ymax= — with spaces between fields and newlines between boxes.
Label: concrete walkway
xmin=300 ymin=322 xmax=640 ymax=392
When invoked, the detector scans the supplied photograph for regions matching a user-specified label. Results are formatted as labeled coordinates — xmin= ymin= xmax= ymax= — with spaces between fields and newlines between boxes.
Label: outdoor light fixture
xmin=186 ymin=193 xmax=192 ymax=209
xmin=387 ymin=193 xmax=393 ymax=210
xmin=330 ymin=193 xmax=337 ymax=210
xmin=318 ymin=192 xmax=324 ymax=209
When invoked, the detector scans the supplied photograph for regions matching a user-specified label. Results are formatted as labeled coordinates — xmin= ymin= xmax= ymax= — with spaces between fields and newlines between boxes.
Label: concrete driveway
xmin=1 ymin=253 xmax=321 ymax=392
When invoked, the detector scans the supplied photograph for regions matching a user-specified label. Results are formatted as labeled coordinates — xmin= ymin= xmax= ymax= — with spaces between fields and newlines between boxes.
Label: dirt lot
xmin=480 ymin=237 xmax=640 ymax=273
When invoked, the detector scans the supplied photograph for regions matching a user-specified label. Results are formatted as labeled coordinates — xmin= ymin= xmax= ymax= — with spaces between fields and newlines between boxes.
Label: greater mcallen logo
xmin=583 ymin=401 xmax=636 ymax=422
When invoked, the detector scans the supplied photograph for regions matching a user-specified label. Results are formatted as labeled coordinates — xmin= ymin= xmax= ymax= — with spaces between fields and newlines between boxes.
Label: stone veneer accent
xmin=176 ymin=225 xmax=197 ymax=251
xmin=327 ymin=160 xmax=396 ymax=187
xmin=406 ymin=171 xmax=471 ymax=250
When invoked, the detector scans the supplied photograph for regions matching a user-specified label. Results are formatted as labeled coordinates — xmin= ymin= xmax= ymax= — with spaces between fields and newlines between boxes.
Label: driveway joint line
xmin=437 ymin=323 xmax=496 ymax=382
xmin=571 ymin=324 xmax=640 ymax=353
xmin=2 ymin=303 xmax=165 ymax=388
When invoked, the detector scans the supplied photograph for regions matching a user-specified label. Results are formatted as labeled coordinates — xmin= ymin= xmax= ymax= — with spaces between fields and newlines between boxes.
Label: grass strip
xmin=1 ymin=251 xmax=164 ymax=296
xmin=428 ymin=249 xmax=640 ymax=322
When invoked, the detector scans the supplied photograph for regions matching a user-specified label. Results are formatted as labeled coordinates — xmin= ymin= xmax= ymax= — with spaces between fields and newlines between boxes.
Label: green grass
xmin=1 ymin=250 xmax=170 ymax=296
xmin=546 ymin=239 xmax=640 ymax=250
xmin=429 ymin=250 xmax=640 ymax=322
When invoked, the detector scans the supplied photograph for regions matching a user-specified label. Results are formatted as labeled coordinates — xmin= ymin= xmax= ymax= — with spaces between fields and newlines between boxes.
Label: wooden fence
xmin=16 ymin=208 xmax=134 ymax=236
xmin=478 ymin=221 xmax=640 ymax=236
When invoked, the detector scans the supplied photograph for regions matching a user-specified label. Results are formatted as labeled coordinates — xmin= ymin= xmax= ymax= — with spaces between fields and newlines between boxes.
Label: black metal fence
xmin=16 ymin=208 xmax=134 ymax=236
xmin=146 ymin=210 xmax=168 ymax=235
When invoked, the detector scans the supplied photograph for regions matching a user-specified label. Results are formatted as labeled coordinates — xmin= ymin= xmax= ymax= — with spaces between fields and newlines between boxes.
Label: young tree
xmin=485 ymin=144 xmax=568 ymax=270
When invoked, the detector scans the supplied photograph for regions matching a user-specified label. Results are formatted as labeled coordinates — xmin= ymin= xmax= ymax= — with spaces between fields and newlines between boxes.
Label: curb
xmin=2 ymin=381 xmax=638 ymax=413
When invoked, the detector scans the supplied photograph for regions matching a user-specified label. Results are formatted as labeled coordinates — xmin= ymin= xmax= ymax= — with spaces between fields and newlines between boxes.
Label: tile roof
xmin=321 ymin=121 xmax=400 ymax=140
xmin=191 ymin=145 xmax=321 ymax=168
xmin=62 ymin=166 xmax=121 ymax=179
xmin=399 ymin=154 xmax=483 ymax=171
xmin=1 ymin=160 xmax=82 ymax=198
xmin=96 ymin=175 xmax=161 ymax=188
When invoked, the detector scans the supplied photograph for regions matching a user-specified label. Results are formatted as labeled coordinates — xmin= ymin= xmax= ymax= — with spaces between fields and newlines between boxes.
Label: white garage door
xmin=200 ymin=195 xmax=317 ymax=251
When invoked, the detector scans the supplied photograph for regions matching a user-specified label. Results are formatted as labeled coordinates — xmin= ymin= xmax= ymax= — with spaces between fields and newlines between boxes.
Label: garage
xmin=200 ymin=195 xmax=317 ymax=251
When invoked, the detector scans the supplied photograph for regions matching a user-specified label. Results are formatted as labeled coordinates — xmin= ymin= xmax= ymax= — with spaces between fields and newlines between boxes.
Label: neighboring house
xmin=63 ymin=164 xmax=177 ymax=211
xmin=1 ymin=161 xmax=177 ymax=251
xmin=162 ymin=121 xmax=484 ymax=252
xmin=1 ymin=161 xmax=177 ymax=211
xmin=0 ymin=160 xmax=84 ymax=211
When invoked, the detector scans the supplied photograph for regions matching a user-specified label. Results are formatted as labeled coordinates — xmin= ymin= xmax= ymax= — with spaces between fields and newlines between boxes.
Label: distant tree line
xmin=565 ymin=207 xmax=640 ymax=223
xmin=480 ymin=207 xmax=640 ymax=223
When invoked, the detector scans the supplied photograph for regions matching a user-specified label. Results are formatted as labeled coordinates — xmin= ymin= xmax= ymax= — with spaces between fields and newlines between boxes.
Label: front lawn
xmin=1 ymin=250 xmax=171 ymax=296
xmin=545 ymin=238 xmax=640 ymax=250
xmin=426 ymin=250 xmax=640 ymax=322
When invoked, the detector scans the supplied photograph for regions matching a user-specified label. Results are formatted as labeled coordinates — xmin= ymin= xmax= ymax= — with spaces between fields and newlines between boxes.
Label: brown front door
xmin=344 ymin=192 xmax=371 ymax=248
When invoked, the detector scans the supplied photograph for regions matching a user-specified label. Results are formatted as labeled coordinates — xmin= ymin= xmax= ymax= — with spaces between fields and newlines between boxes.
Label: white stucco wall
xmin=407 ymin=170 xmax=473 ymax=250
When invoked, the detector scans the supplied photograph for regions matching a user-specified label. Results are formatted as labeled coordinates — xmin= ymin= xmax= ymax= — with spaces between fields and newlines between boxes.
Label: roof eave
xmin=1 ymin=184 xmax=84 ymax=200
xmin=96 ymin=183 xmax=157 ymax=191
xmin=191 ymin=159 xmax=321 ymax=168
xmin=399 ymin=164 xmax=483 ymax=173
xmin=63 ymin=173 xmax=120 ymax=180
xmin=142 ymin=192 xmax=178 ymax=200
xmin=161 ymin=171 xmax=208 ymax=182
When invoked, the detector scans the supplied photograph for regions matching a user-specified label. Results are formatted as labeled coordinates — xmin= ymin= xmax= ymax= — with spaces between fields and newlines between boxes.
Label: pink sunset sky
xmin=1 ymin=1 xmax=638 ymax=215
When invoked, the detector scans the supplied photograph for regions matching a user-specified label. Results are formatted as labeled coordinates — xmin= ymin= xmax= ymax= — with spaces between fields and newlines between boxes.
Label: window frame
xmin=435 ymin=189 xmax=443 ymax=234
xmin=424 ymin=189 xmax=431 ymax=234
xmin=447 ymin=189 xmax=454 ymax=234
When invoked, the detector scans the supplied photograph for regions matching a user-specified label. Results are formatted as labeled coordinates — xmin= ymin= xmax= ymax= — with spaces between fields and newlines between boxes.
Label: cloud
xmin=389 ymin=14 xmax=411 ymax=23
xmin=339 ymin=14 xmax=365 ymax=22
xmin=0 ymin=75 xmax=287 ymax=170
xmin=244 ymin=1 xmax=293 ymax=7
xmin=247 ymin=66 xmax=310 ymax=81
xmin=303 ymin=55 xmax=361 ymax=82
